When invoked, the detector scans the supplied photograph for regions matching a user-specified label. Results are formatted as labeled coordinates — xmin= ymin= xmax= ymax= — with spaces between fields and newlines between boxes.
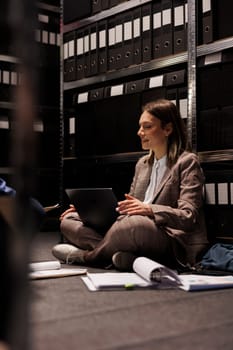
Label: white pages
xmin=29 ymin=260 xmax=87 ymax=280
xmin=81 ymin=257 xmax=233 ymax=291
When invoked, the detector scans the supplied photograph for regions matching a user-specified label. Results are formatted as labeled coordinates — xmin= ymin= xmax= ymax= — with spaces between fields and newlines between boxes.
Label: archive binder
xmin=173 ymin=0 xmax=187 ymax=54
xmin=201 ymin=0 xmax=214 ymax=44
xmin=83 ymin=27 xmax=91 ymax=77
xmin=141 ymin=3 xmax=152 ymax=62
xmin=161 ymin=0 xmax=173 ymax=57
xmin=98 ymin=20 xmax=108 ymax=74
xmin=122 ymin=11 xmax=133 ymax=68
xmin=76 ymin=28 xmax=85 ymax=80
xmin=108 ymin=16 xmax=116 ymax=71
xmin=152 ymin=0 xmax=163 ymax=59
xmin=63 ymin=31 xmax=76 ymax=82
xmin=132 ymin=6 xmax=142 ymax=65
xmin=114 ymin=13 xmax=124 ymax=70
xmin=163 ymin=69 xmax=186 ymax=87
xmin=125 ymin=78 xmax=146 ymax=95
xmin=90 ymin=23 xmax=98 ymax=76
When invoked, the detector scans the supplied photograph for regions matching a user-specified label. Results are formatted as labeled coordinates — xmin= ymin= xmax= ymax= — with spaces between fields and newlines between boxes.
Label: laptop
xmin=65 ymin=188 xmax=119 ymax=233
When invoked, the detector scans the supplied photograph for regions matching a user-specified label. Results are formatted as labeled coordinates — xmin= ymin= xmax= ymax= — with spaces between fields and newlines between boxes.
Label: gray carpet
xmin=28 ymin=231 xmax=233 ymax=350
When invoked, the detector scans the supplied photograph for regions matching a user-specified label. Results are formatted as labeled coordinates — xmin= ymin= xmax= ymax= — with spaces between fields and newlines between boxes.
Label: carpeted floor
xmin=27 ymin=231 xmax=233 ymax=350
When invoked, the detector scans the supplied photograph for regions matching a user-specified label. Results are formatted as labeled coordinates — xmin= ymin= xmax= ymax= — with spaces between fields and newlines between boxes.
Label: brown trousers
xmin=60 ymin=213 xmax=180 ymax=268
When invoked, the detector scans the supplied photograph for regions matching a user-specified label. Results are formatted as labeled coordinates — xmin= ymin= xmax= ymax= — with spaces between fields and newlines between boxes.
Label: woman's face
xmin=137 ymin=111 xmax=172 ymax=155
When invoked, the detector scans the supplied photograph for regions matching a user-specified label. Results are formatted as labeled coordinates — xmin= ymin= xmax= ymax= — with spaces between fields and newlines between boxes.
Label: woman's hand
xmin=59 ymin=204 xmax=76 ymax=221
xmin=116 ymin=194 xmax=153 ymax=217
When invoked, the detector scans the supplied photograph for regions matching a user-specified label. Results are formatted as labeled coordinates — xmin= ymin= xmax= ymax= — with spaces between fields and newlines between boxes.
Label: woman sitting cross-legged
xmin=52 ymin=99 xmax=209 ymax=271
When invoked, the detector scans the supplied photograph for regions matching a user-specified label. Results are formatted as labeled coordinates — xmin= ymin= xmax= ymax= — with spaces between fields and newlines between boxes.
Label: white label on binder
xmin=77 ymin=92 xmax=88 ymax=103
xmin=185 ymin=3 xmax=188 ymax=23
xmin=115 ymin=24 xmax=123 ymax=43
xmin=11 ymin=71 xmax=17 ymax=85
xmin=91 ymin=32 xmax=97 ymax=50
xmin=34 ymin=120 xmax=44 ymax=132
xmin=110 ymin=84 xmax=124 ymax=96
xmin=42 ymin=30 xmax=48 ymax=44
xmin=69 ymin=117 xmax=75 ymax=135
xmin=162 ymin=9 xmax=171 ymax=26
xmin=133 ymin=18 xmax=140 ymax=38
xmin=179 ymin=98 xmax=188 ymax=119
xmin=174 ymin=6 xmax=184 ymax=26
xmin=99 ymin=29 xmax=106 ymax=48
xmin=49 ymin=32 xmax=56 ymax=45
xmin=3 ymin=71 xmax=10 ymax=84
xmin=68 ymin=40 xmax=74 ymax=57
xmin=142 ymin=15 xmax=150 ymax=32
xmin=38 ymin=13 xmax=49 ymax=23
xmin=204 ymin=52 xmax=222 ymax=65
xmin=149 ymin=75 xmax=163 ymax=88
xmin=231 ymin=183 xmax=233 ymax=204
xmin=124 ymin=21 xmax=132 ymax=40
xmin=77 ymin=37 xmax=84 ymax=55
xmin=205 ymin=183 xmax=215 ymax=204
xmin=109 ymin=27 xmax=115 ymax=46
xmin=64 ymin=42 xmax=68 ymax=59
xmin=0 ymin=118 xmax=9 ymax=129
xmin=218 ymin=183 xmax=228 ymax=205
xmin=202 ymin=0 xmax=211 ymax=13
xmin=153 ymin=12 xmax=161 ymax=29
xmin=84 ymin=35 xmax=89 ymax=53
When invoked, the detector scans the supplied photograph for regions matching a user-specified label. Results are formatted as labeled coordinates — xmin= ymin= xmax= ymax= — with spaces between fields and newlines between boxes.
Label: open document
xmin=29 ymin=260 xmax=87 ymax=280
xmin=81 ymin=257 xmax=233 ymax=291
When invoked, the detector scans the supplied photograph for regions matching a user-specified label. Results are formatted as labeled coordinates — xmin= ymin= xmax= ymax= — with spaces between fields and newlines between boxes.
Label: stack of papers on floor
xmin=81 ymin=257 xmax=233 ymax=291
xmin=29 ymin=260 xmax=87 ymax=280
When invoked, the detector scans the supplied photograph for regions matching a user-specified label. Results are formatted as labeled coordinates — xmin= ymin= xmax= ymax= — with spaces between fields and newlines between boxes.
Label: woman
xmin=53 ymin=99 xmax=209 ymax=271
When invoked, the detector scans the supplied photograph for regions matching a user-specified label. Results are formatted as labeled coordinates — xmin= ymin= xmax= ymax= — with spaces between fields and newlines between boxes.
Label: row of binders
xmin=63 ymin=0 xmax=189 ymax=82
xmin=63 ymin=0 xmax=233 ymax=82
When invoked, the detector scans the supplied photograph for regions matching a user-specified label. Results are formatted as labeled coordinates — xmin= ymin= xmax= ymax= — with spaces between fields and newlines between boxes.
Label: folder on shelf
xmin=201 ymin=0 xmax=214 ymax=44
xmin=163 ymin=69 xmax=186 ymax=87
xmin=173 ymin=0 xmax=187 ymax=54
xmin=141 ymin=3 xmax=152 ymax=62
xmin=0 ymin=116 xmax=10 ymax=166
xmin=63 ymin=31 xmax=76 ymax=82
xmin=76 ymin=28 xmax=85 ymax=80
xmin=89 ymin=87 xmax=105 ymax=101
xmin=161 ymin=0 xmax=173 ymax=57
xmin=107 ymin=16 xmax=116 ymax=71
xmin=132 ymin=6 xmax=142 ymax=65
xmin=63 ymin=116 xmax=76 ymax=157
xmin=83 ymin=27 xmax=91 ymax=77
xmin=114 ymin=13 xmax=124 ymax=70
xmin=98 ymin=20 xmax=108 ymax=74
xmin=122 ymin=11 xmax=133 ymax=68
xmin=152 ymin=0 xmax=163 ymax=59
xmin=92 ymin=0 xmax=102 ymax=14
xmin=90 ymin=23 xmax=98 ymax=76
xmin=125 ymin=78 xmax=147 ymax=95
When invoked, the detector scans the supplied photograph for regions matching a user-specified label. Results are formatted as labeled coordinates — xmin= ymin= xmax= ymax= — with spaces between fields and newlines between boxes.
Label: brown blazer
xmin=129 ymin=151 xmax=209 ymax=266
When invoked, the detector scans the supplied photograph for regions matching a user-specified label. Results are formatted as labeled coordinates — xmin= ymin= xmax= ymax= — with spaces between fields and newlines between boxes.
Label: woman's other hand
xmin=116 ymin=194 xmax=153 ymax=217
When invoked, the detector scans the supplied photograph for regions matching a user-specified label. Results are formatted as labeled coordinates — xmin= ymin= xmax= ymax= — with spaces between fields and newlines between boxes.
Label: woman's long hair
xmin=142 ymin=99 xmax=188 ymax=167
